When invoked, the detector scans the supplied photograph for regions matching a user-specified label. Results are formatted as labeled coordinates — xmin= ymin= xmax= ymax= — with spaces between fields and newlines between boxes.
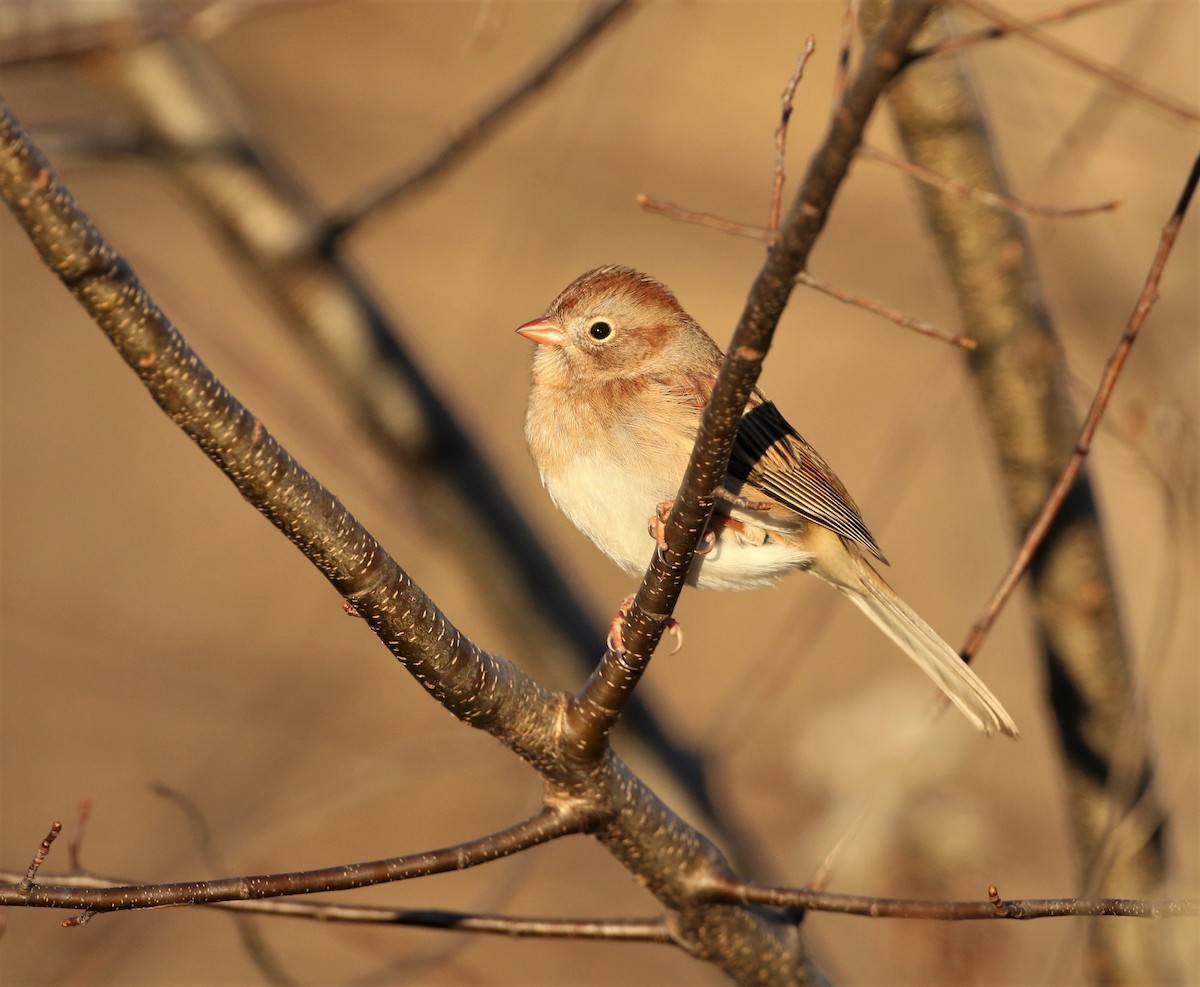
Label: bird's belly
xmin=542 ymin=451 xmax=673 ymax=576
xmin=543 ymin=450 xmax=811 ymax=590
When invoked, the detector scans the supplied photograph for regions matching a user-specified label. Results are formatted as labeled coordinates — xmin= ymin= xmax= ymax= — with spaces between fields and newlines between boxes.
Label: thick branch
xmin=89 ymin=36 xmax=732 ymax=845
xmin=0 ymin=97 xmax=811 ymax=984
xmin=0 ymin=99 xmax=561 ymax=762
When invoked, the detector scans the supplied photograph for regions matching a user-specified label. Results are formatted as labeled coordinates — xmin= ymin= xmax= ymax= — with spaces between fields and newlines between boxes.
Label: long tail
xmin=817 ymin=541 xmax=1019 ymax=737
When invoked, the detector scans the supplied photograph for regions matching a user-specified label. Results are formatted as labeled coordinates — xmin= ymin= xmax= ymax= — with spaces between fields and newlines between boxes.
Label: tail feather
xmin=831 ymin=549 xmax=1019 ymax=738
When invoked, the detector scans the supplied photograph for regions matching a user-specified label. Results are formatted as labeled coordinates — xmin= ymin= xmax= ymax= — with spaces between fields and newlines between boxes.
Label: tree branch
xmin=325 ymin=0 xmax=635 ymax=240
xmin=564 ymin=0 xmax=942 ymax=760
xmin=1 ymin=809 xmax=579 ymax=914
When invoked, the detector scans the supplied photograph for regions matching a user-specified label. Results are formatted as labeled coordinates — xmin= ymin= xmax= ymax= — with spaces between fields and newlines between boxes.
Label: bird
xmin=517 ymin=265 xmax=1018 ymax=737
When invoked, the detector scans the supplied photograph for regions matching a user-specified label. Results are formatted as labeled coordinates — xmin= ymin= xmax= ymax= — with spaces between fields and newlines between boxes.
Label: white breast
xmin=526 ymin=374 xmax=811 ymax=591
xmin=542 ymin=443 xmax=811 ymax=591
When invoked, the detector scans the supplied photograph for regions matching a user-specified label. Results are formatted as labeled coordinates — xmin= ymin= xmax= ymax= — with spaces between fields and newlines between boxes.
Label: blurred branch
xmin=860 ymin=143 xmax=1122 ymax=218
xmin=795 ymin=270 xmax=974 ymax=348
xmin=0 ymin=0 xmax=318 ymax=65
xmin=878 ymin=4 xmax=1179 ymax=980
xmin=152 ymin=784 xmax=297 ymax=986
xmin=956 ymin=0 xmax=1200 ymax=125
xmin=325 ymin=0 xmax=634 ymax=241
xmin=909 ymin=0 xmax=1121 ymax=62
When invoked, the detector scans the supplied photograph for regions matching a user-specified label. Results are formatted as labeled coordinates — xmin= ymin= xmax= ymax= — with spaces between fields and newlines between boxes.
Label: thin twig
xmin=960 ymin=151 xmax=1199 ymax=661
xmin=637 ymin=196 xmax=973 ymax=349
xmin=0 ymin=809 xmax=579 ymax=913
xmin=770 ymin=37 xmax=817 ymax=235
xmin=910 ymin=0 xmax=1121 ymax=62
xmin=796 ymin=270 xmax=975 ymax=348
xmin=636 ymin=194 xmax=771 ymax=240
xmin=66 ymin=800 xmax=91 ymax=874
xmin=325 ymin=0 xmax=633 ymax=240
xmin=0 ymin=865 xmax=677 ymax=939
xmin=861 ymin=144 xmax=1121 ymax=219
xmin=702 ymin=873 xmax=1200 ymax=919
xmin=18 ymin=823 xmax=61 ymax=895
xmin=956 ymin=0 xmax=1200 ymax=125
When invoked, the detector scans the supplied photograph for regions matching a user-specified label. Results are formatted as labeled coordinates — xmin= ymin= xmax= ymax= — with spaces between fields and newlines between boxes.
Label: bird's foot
xmin=607 ymin=593 xmax=683 ymax=655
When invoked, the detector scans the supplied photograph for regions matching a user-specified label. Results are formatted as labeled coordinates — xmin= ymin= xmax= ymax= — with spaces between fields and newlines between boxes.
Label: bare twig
xmin=862 ymin=144 xmax=1121 ymax=218
xmin=325 ymin=0 xmax=633 ymax=240
xmin=0 ymin=808 xmax=578 ymax=914
xmin=956 ymin=0 xmax=1200 ymax=125
xmin=637 ymin=196 xmax=972 ymax=348
xmin=961 ymin=150 xmax=1199 ymax=660
xmin=796 ymin=270 xmax=975 ymax=348
xmin=770 ymin=38 xmax=817 ymax=235
xmin=702 ymin=873 xmax=1200 ymax=919
xmin=636 ymin=194 xmax=771 ymax=240
xmin=18 ymin=823 xmax=61 ymax=895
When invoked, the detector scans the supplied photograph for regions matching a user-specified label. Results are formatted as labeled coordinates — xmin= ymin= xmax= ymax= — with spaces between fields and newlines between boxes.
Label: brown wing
xmin=664 ymin=374 xmax=888 ymax=562
xmin=729 ymin=394 xmax=888 ymax=563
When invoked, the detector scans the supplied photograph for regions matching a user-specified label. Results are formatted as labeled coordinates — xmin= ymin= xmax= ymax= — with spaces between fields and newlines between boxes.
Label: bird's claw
xmin=607 ymin=593 xmax=683 ymax=656
xmin=648 ymin=500 xmax=717 ymax=558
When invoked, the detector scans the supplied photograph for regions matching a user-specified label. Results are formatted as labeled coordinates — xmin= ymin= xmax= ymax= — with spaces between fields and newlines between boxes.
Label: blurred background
xmin=1 ymin=2 xmax=1196 ymax=983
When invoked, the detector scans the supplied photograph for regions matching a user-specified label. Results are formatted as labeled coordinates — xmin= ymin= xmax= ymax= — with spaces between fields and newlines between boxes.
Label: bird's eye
xmin=588 ymin=320 xmax=613 ymax=341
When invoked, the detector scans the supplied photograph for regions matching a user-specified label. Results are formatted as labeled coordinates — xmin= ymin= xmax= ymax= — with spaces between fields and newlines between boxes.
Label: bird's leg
xmin=715 ymin=488 xmax=773 ymax=512
xmin=607 ymin=593 xmax=683 ymax=655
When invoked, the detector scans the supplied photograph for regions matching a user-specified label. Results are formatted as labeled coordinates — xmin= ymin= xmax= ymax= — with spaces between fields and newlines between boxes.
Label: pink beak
xmin=516 ymin=317 xmax=566 ymax=346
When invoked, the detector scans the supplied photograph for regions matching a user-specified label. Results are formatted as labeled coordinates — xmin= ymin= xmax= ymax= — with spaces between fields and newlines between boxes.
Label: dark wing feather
xmin=729 ymin=396 xmax=888 ymax=563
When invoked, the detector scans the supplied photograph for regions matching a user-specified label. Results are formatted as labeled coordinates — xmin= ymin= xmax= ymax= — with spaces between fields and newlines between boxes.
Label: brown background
xmin=1 ymin=2 xmax=1197 ymax=984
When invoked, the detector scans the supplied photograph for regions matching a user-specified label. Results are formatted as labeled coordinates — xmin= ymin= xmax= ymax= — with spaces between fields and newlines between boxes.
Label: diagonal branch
xmin=962 ymin=151 xmax=1200 ymax=659
xmin=563 ymin=0 xmax=940 ymax=759
xmin=0 ymin=96 xmax=811 ymax=985
xmin=0 ymin=98 xmax=560 ymax=762
xmin=86 ymin=35 xmax=736 ymax=849
xmin=956 ymin=0 xmax=1200 ymax=124
xmin=324 ymin=0 xmax=634 ymax=241
xmin=1 ymin=808 xmax=580 ymax=914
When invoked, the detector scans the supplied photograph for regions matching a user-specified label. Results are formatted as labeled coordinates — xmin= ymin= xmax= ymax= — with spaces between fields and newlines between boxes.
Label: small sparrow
xmin=518 ymin=266 xmax=1017 ymax=737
